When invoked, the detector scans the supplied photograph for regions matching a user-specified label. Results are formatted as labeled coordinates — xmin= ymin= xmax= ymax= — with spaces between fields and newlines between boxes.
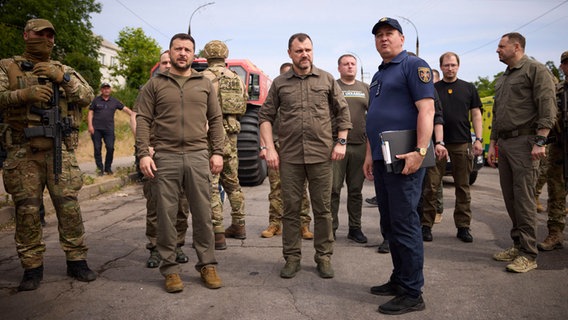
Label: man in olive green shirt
xmin=488 ymin=32 xmax=556 ymax=273
xmin=331 ymin=54 xmax=369 ymax=243
xmin=259 ymin=33 xmax=352 ymax=279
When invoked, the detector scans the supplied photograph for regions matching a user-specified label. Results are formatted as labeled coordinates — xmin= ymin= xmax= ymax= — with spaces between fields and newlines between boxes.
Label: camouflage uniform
xmin=209 ymin=127 xmax=245 ymax=231
xmin=202 ymin=41 xmax=248 ymax=235
xmin=537 ymin=74 xmax=567 ymax=250
xmin=0 ymin=22 xmax=94 ymax=270
xmin=535 ymin=145 xmax=550 ymax=211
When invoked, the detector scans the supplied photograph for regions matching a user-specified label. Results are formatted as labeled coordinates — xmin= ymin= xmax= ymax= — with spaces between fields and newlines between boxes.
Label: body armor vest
xmin=3 ymin=56 xmax=80 ymax=149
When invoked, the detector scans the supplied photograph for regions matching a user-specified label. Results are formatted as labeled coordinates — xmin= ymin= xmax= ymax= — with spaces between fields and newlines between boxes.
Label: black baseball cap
xmin=372 ymin=17 xmax=403 ymax=35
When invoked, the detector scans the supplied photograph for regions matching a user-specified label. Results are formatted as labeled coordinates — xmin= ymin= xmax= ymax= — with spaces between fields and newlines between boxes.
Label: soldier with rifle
xmin=537 ymin=51 xmax=568 ymax=251
xmin=0 ymin=18 xmax=97 ymax=291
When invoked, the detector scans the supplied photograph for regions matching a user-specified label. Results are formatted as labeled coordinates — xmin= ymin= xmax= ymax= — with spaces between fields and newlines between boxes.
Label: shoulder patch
xmin=417 ymin=67 xmax=431 ymax=83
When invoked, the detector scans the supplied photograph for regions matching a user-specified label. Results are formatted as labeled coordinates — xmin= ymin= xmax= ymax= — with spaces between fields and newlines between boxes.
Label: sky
xmin=91 ymin=0 xmax=568 ymax=83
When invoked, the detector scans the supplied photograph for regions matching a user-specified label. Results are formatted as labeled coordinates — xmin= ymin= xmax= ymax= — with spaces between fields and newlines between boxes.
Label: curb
xmin=0 ymin=172 xmax=139 ymax=226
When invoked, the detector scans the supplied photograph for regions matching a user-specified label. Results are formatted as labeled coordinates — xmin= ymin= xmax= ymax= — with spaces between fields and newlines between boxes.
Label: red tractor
xmin=151 ymin=58 xmax=271 ymax=186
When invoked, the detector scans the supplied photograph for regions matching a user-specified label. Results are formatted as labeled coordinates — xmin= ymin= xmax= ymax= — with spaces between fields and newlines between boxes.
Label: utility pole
xmin=348 ymin=51 xmax=365 ymax=83
xmin=188 ymin=2 xmax=215 ymax=35
xmin=397 ymin=16 xmax=419 ymax=57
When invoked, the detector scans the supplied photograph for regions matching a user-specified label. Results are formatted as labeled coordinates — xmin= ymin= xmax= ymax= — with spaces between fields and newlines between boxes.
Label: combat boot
xmin=67 ymin=260 xmax=97 ymax=282
xmin=261 ymin=224 xmax=281 ymax=238
xmin=301 ymin=225 xmax=314 ymax=240
xmin=175 ymin=246 xmax=189 ymax=263
xmin=147 ymin=247 xmax=161 ymax=268
xmin=225 ymin=224 xmax=246 ymax=239
xmin=215 ymin=233 xmax=227 ymax=250
xmin=18 ymin=265 xmax=44 ymax=291
xmin=537 ymin=230 xmax=564 ymax=251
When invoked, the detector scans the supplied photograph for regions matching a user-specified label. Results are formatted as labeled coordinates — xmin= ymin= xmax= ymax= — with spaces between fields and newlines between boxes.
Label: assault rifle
xmin=24 ymin=77 xmax=66 ymax=184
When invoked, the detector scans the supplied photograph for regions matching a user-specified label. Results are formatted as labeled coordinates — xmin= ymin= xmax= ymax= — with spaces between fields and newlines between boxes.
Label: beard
xmin=23 ymin=38 xmax=54 ymax=62
xmin=171 ymin=59 xmax=191 ymax=72
xmin=294 ymin=58 xmax=312 ymax=71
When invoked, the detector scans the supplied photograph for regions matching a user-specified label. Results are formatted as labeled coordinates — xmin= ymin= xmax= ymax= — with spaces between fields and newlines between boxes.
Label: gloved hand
xmin=33 ymin=62 xmax=64 ymax=84
xmin=18 ymin=85 xmax=53 ymax=104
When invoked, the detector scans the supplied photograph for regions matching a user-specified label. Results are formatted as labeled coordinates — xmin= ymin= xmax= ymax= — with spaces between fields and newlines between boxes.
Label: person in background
xmin=88 ymin=82 xmax=133 ymax=175
xmin=259 ymin=62 xmax=313 ymax=240
xmin=331 ymin=54 xmax=369 ymax=244
xmin=432 ymin=69 xmax=445 ymax=224
xmin=0 ymin=18 xmax=97 ymax=291
xmin=363 ymin=17 xmax=434 ymax=315
xmin=421 ymin=52 xmax=482 ymax=243
xmin=488 ymin=32 xmax=556 ymax=273
xmin=536 ymin=50 xmax=568 ymax=251
xmin=201 ymin=40 xmax=249 ymax=248
xmin=259 ymin=33 xmax=351 ymax=280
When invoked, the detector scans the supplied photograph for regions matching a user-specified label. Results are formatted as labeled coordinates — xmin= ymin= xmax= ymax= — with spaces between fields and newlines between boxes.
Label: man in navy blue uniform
xmin=88 ymin=83 xmax=133 ymax=175
xmin=363 ymin=17 xmax=435 ymax=315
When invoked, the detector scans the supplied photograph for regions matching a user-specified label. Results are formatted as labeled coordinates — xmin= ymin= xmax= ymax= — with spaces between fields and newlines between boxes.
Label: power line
xmin=114 ymin=0 xmax=170 ymax=40
xmin=461 ymin=0 xmax=568 ymax=56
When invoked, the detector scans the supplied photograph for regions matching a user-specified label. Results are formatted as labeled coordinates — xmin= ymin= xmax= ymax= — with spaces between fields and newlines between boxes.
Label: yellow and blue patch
xmin=417 ymin=67 xmax=431 ymax=83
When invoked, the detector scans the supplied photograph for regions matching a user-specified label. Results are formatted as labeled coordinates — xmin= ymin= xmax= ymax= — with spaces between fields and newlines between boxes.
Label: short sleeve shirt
xmin=89 ymin=95 xmax=124 ymax=131
xmin=336 ymin=79 xmax=369 ymax=144
xmin=435 ymin=79 xmax=481 ymax=143
xmin=366 ymin=51 xmax=435 ymax=160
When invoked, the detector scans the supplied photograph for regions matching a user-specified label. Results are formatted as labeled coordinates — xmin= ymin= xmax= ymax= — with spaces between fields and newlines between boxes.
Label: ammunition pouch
xmin=29 ymin=136 xmax=54 ymax=151
xmin=64 ymin=129 xmax=79 ymax=150
xmin=223 ymin=115 xmax=241 ymax=134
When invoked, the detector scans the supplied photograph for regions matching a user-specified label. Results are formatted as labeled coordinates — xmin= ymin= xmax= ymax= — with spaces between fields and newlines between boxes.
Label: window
xmin=228 ymin=66 xmax=247 ymax=86
xmin=249 ymin=73 xmax=260 ymax=101
xmin=99 ymin=53 xmax=106 ymax=66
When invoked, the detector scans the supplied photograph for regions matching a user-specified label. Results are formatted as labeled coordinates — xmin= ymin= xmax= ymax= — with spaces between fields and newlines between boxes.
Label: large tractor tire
xmin=237 ymin=104 xmax=267 ymax=186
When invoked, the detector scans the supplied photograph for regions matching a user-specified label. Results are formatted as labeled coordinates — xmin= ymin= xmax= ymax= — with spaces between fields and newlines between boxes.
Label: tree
xmin=0 ymin=0 xmax=102 ymax=88
xmin=545 ymin=60 xmax=563 ymax=82
xmin=473 ymin=72 xmax=502 ymax=98
xmin=112 ymin=27 xmax=161 ymax=89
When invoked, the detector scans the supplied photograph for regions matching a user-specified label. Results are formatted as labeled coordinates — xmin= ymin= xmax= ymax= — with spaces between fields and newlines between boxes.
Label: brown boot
xmin=225 ymin=224 xmax=246 ymax=239
xmin=165 ymin=273 xmax=184 ymax=293
xmin=537 ymin=230 xmax=564 ymax=251
xmin=215 ymin=233 xmax=227 ymax=250
xmin=261 ymin=224 xmax=281 ymax=238
xmin=536 ymin=197 xmax=544 ymax=213
xmin=301 ymin=225 xmax=314 ymax=240
xmin=200 ymin=265 xmax=222 ymax=289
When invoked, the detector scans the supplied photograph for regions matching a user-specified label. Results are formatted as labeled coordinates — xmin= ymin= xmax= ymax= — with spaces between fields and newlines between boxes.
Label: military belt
xmin=498 ymin=128 xmax=534 ymax=139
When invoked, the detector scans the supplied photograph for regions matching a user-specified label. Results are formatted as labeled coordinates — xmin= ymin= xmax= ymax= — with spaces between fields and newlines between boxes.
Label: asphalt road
xmin=1 ymin=166 xmax=567 ymax=320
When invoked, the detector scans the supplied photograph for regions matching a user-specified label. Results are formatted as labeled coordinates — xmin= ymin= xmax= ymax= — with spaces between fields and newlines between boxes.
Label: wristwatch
xmin=534 ymin=135 xmax=547 ymax=147
xmin=415 ymin=147 xmax=427 ymax=157
xmin=62 ymin=72 xmax=71 ymax=84
xmin=259 ymin=146 xmax=267 ymax=151
xmin=475 ymin=137 xmax=483 ymax=143
xmin=336 ymin=138 xmax=347 ymax=145
xmin=435 ymin=141 xmax=445 ymax=146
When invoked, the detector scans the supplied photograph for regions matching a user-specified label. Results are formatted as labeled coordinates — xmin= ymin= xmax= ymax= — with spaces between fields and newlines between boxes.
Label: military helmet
xmin=203 ymin=40 xmax=229 ymax=59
